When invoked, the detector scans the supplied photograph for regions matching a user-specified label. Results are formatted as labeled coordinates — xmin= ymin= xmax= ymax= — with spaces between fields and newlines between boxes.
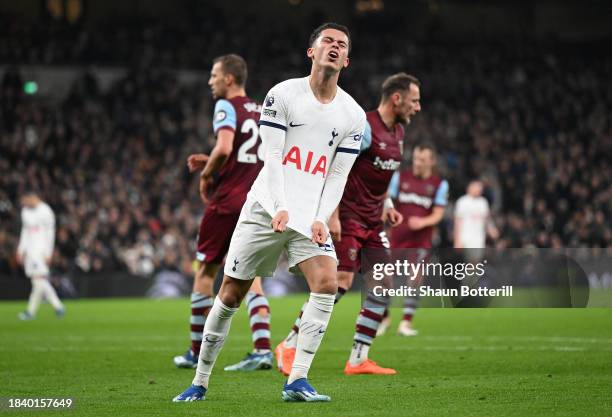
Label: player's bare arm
xmin=197 ymin=130 xmax=235 ymax=203
xmin=408 ymin=206 xmax=445 ymax=230
xmin=200 ymin=129 xmax=235 ymax=179
xmin=328 ymin=207 xmax=341 ymax=241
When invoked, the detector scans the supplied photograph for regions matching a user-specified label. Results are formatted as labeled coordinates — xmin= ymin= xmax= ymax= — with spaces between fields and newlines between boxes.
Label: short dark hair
xmin=22 ymin=188 xmax=40 ymax=197
xmin=381 ymin=73 xmax=421 ymax=102
xmin=309 ymin=22 xmax=351 ymax=53
xmin=213 ymin=54 xmax=248 ymax=87
xmin=413 ymin=141 xmax=436 ymax=155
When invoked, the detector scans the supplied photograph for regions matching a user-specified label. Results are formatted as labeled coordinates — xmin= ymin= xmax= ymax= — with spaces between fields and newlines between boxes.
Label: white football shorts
xmin=224 ymin=198 xmax=337 ymax=280
xmin=24 ymin=253 xmax=49 ymax=278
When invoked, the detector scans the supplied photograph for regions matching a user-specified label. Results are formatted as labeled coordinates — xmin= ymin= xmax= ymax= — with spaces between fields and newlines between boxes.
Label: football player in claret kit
xmin=275 ymin=73 xmax=422 ymax=376
xmin=381 ymin=142 xmax=448 ymax=335
xmin=173 ymin=54 xmax=274 ymax=372
xmin=173 ymin=22 xmax=365 ymax=403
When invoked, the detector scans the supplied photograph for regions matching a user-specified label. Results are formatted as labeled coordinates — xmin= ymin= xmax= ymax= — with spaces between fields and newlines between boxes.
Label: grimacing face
xmin=307 ymin=28 xmax=350 ymax=73
xmin=208 ymin=62 xmax=228 ymax=99
xmin=412 ymin=147 xmax=435 ymax=177
xmin=394 ymin=83 xmax=421 ymax=124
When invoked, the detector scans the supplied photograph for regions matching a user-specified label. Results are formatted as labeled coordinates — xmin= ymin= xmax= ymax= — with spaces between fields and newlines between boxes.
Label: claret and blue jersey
xmin=389 ymin=168 xmax=449 ymax=248
xmin=208 ymin=96 xmax=263 ymax=214
xmin=339 ymin=110 xmax=404 ymax=228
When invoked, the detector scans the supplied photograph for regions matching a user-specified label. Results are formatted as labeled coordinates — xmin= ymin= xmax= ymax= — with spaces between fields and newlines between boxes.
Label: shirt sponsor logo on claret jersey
xmin=373 ymin=156 xmax=401 ymax=171
xmin=243 ymin=102 xmax=262 ymax=113
xmin=398 ymin=192 xmax=433 ymax=208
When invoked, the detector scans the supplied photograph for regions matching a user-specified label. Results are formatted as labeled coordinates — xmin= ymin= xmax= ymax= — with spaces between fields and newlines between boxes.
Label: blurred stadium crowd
xmin=0 ymin=13 xmax=610 ymax=278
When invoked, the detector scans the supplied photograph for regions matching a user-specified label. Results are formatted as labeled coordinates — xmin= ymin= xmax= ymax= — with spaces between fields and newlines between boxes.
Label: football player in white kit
xmin=16 ymin=190 xmax=65 ymax=320
xmin=454 ymin=180 xmax=499 ymax=260
xmin=174 ymin=22 xmax=366 ymax=403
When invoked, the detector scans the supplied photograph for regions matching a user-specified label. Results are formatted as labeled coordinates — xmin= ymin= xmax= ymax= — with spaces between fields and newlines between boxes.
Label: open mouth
xmin=328 ymin=50 xmax=339 ymax=60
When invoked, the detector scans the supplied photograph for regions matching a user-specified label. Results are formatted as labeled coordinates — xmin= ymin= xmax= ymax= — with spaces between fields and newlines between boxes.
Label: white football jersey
xmin=17 ymin=202 xmax=55 ymax=259
xmin=250 ymin=76 xmax=366 ymax=237
xmin=454 ymin=195 xmax=489 ymax=248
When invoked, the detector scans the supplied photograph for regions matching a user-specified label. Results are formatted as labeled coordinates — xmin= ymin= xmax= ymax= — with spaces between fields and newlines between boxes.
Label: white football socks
xmin=288 ymin=292 xmax=335 ymax=384
xmin=27 ymin=278 xmax=64 ymax=316
xmin=41 ymin=279 xmax=63 ymax=310
xmin=26 ymin=279 xmax=45 ymax=316
xmin=193 ymin=297 xmax=238 ymax=388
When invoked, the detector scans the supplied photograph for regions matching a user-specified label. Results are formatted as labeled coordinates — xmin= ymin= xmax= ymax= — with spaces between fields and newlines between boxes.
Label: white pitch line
xmin=2 ymin=345 xmax=610 ymax=353
xmin=12 ymin=334 xmax=612 ymax=344
xmin=408 ymin=335 xmax=612 ymax=344
xmin=321 ymin=345 xmax=601 ymax=352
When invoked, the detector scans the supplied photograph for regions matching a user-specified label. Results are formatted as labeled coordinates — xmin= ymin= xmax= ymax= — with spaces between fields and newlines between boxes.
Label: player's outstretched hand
xmin=187 ymin=154 xmax=209 ymax=172
xmin=311 ymin=221 xmax=328 ymax=245
xmin=383 ymin=208 xmax=404 ymax=228
xmin=271 ymin=210 xmax=289 ymax=233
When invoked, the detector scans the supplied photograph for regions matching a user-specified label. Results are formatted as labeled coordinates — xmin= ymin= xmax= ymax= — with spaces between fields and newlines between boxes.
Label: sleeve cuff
xmin=214 ymin=126 xmax=236 ymax=134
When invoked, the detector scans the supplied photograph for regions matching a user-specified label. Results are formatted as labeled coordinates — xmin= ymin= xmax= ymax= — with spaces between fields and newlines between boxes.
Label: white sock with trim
xmin=288 ymin=292 xmax=334 ymax=384
xmin=192 ymin=297 xmax=238 ymax=388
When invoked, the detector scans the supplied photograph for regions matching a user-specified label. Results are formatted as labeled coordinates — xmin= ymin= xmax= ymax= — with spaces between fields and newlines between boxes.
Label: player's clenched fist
xmin=311 ymin=221 xmax=328 ymax=244
xmin=187 ymin=153 xmax=209 ymax=172
xmin=271 ymin=210 xmax=289 ymax=233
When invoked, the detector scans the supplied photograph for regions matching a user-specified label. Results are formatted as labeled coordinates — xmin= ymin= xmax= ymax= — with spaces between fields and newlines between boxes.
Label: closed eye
xmin=321 ymin=36 xmax=347 ymax=49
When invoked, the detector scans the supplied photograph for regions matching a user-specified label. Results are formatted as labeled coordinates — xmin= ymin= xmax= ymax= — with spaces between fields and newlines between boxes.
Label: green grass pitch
xmin=1 ymin=294 xmax=611 ymax=416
